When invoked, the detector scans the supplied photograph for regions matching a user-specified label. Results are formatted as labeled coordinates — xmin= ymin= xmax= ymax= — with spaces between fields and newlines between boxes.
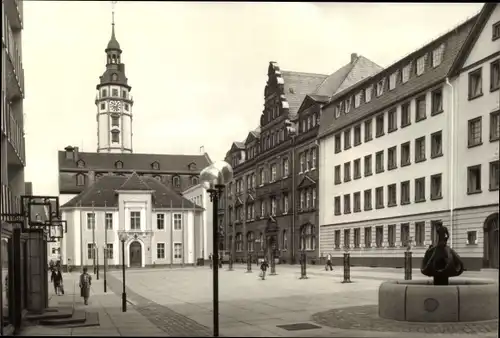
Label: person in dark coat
xmin=260 ymin=259 xmax=269 ymax=280
xmin=50 ymin=267 xmax=64 ymax=295
xmin=209 ymin=253 xmax=213 ymax=269
xmin=79 ymin=267 xmax=92 ymax=305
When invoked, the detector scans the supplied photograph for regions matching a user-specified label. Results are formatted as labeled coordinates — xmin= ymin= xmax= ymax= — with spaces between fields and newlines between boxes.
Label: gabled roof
xmin=118 ymin=172 xmax=152 ymax=191
xmin=61 ymin=175 xmax=202 ymax=210
xmin=59 ymin=150 xmax=211 ymax=173
xmin=230 ymin=142 xmax=245 ymax=151
xmin=449 ymin=4 xmax=497 ymax=76
xmin=297 ymin=175 xmax=316 ymax=189
xmin=281 ymin=70 xmax=328 ymax=118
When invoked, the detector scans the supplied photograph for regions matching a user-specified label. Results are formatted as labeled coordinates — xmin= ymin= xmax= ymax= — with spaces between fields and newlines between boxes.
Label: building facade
xmin=448 ymin=4 xmax=499 ymax=269
xmin=61 ymin=173 xmax=204 ymax=269
xmin=224 ymin=58 xmax=381 ymax=264
xmin=318 ymin=9 xmax=498 ymax=271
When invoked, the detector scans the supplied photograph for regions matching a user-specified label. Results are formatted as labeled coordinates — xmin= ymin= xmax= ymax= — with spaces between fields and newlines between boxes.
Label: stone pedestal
xmin=26 ymin=230 xmax=47 ymax=314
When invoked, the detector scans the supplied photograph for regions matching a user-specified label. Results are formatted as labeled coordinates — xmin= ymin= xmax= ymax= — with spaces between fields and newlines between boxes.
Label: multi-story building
xmin=224 ymin=57 xmax=381 ymax=264
xmin=317 ymin=12 xmax=493 ymax=270
xmin=448 ymin=3 xmax=499 ymax=269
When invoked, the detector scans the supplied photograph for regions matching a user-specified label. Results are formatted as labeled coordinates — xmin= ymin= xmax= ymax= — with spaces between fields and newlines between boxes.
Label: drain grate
xmin=277 ymin=323 xmax=322 ymax=331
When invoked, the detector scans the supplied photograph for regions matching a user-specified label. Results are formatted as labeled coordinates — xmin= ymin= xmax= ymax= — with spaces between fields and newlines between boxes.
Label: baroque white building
xmin=317 ymin=4 xmax=499 ymax=270
xmin=60 ymin=173 xmax=204 ymax=268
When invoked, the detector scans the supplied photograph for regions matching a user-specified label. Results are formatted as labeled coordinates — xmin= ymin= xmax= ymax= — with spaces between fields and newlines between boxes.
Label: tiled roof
xmin=61 ymin=175 xmax=202 ymax=209
xmin=318 ymin=15 xmax=477 ymax=139
xmin=59 ymin=150 xmax=211 ymax=173
xmin=281 ymin=71 xmax=328 ymax=118
xmin=118 ymin=172 xmax=152 ymax=191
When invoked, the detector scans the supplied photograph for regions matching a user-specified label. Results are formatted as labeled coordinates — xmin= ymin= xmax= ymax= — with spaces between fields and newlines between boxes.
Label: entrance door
xmin=129 ymin=242 xmax=142 ymax=268
xmin=173 ymin=243 xmax=183 ymax=264
xmin=484 ymin=214 xmax=499 ymax=269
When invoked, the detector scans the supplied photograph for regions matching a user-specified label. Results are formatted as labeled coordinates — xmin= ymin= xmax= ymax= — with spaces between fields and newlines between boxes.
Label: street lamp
xmin=103 ymin=244 xmax=108 ymax=293
xmin=118 ymin=232 xmax=128 ymax=312
xmin=200 ymin=160 xmax=233 ymax=338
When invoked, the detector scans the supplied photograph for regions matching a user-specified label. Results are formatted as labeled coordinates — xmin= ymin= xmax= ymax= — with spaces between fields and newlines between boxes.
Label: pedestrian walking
xmin=209 ymin=253 xmax=213 ymax=269
xmin=79 ymin=267 xmax=92 ymax=305
xmin=325 ymin=253 xmax=333 ymax=271
xmin=259 ymin=259 xmax=269 ymax=280
xmin=51 ymin=266 xmax=64 ymax=295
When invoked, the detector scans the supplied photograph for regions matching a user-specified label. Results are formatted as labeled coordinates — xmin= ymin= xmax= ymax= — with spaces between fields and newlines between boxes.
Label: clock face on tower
xmin=109 ymin=100 xmax=122 ymax=112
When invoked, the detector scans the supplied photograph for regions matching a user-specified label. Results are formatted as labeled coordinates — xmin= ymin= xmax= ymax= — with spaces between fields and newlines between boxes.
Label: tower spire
xmin=107 ymin=1 xmax=120 ymax=51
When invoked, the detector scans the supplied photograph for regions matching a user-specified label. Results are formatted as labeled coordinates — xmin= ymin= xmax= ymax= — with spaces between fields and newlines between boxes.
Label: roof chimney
xmin=351 ymin=53 xmax=358 ymax=64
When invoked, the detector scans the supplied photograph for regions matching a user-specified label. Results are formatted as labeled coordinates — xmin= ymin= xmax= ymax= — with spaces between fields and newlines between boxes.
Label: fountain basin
xmin=378 ymin=280 xmax=498 ymax=322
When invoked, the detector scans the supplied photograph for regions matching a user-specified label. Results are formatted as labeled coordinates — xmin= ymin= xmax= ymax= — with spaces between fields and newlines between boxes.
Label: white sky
xmin=22 ymin=1 xmax=483 ymax=195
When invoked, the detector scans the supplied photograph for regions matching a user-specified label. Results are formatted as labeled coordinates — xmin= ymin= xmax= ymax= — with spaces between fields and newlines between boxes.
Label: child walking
xmin=260 ymin=259 xmax=269 ymax=280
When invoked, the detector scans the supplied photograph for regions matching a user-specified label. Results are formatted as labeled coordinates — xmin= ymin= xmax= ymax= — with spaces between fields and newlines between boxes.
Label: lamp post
xmin=200 ymin=161 xmax=233 ymax=338
xmin=95 ymin=244 xmax=100 ymax=280
xmin=119 ymin=232 xmax=128 ymax=312
xmin=103 ymin=244 xmax=107 ymax=293
xmin=285 ymin=119 xmax=298 ymax=264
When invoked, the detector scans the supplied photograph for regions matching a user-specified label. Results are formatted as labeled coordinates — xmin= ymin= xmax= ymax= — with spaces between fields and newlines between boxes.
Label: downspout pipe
xmin=445 ymin=77 xmax=454 ymax=248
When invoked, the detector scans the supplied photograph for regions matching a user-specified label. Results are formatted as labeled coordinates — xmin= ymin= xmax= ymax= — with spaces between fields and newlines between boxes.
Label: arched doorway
xmin=483 ymin=213 xmax=499 ymax=269
xmin=129 ymin=241 xmax=142 ymax=268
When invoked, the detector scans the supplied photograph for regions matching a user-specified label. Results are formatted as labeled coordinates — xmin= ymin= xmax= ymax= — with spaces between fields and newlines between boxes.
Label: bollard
xmin=270 ymin=250 xmax=277 ymax=275
xmin=342 ymin=253 xmax=351 ymax=283
xmin=246 ymin=254 xmax=252 ymax=273
xmin=228 ymin=253 xmax=234 ymax=271
xmin=299 ymin=252 xmax=308 ymax=279
xmin=404 ymin=251 xmax=412 ymax=280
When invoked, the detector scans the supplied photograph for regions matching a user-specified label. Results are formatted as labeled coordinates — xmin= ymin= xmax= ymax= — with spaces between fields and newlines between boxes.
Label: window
xmin=430 ymin=174 xmax=442 ymax=200
xmin=388 ymin=146 xmax=397 ymax=170
xmin=335 ymin=135 xmax=342 ymax=153
xmin=401 ymin=223 xmax=410 ymax=247
xmin=375 ymin=226 xmax=383 ymax=247
xmin=282 ymin=230 xmax=288 ymax=250
xmin=344 ymin=194 xmax=351 ymax=214
xmin=344 ymin=229 xmax=350 ymax=248
xmin=105 ymin=213 xmax=113 ymax=230
xmin=174 ymin=243 xmax=182 ymax=259
xmin=157 ymin=213 xmax=165 ymax=230
xmin=490 ymin=161 xmax=500 ymax=191
xmin=353 ymin=192 xmax=361 ymax=212
xmin=87 ymin=213 xmax=95 ymax=230
xmin=415 ymin=222 xmax=425 ymax=246
xmin=432 ymin=44 xmax=445 ymax=68
xmin=87 ymin=244 xmax=94 ymax=260
xmin=431 ymin=131 xmax=443 ymax=158
xmin=401 ymin=180 xmax=410 ymax=205
xmin=260 ymin=168 xmax=265 ymax=185
xmin=283 ymin=158 xmax=289 ymax=176
xmin=364 ymin=227 xmax=372 ymax=248
xmin=491 ymin=111 xmax=500 ymax=141
xmin=100 ymin=103 xmax=105 ymax=110
xmin=388 ymin=224 xmax=396 ymax=247
xmin=416 ymin=55 xmax=426 ymax=76
xmin=468 ymin=117 xmax=482 ymax=147
xmin=300 ymin=191 xmax=305 ymax=210
xmin=494 ymin=22 xmax=500 ymax=40
xmin=354 ymin=228 xmax=360 ymax=248
xmin=283 ymin=194 xmax=289 ymax=213
xmin=468 ymin=68 xmax=482 ymax=99
xmin=111 ymin=116 xmax=119 ymax=127
xmin=335 ymin=165 xmax=341 ymax=184
xmin=191 ymin=176 xmax=199 ymax=185
xmin=115 ymin=161 xmax=123 ymax=169
xmin=270 ymin=164 xmax=277 ymax=182
xmin=401 ymin=102 xmax=411 ymax=127
xmin=402 ymin=63 xmax=411 ymax=83
xmin=271 ymin=197 xmax=277 ymax=215
xmin=311 ymin=148 xmax=317 ymax=169
xmin=76 ymin=174 xmax=85 ymax=186
xmin=364 ymin=189 xmax=372 ymax=211
xmin=401 ymin=142 xmax=411 ymax=166
xmin=354 ymin=92 xmax=362 ymax=107
xmin=353 ymin=159 xmax=361 ymax=179
xmin=105 ymin=243 xmax=113 ymax=259
xmin=491 ymin=60 xmax=500 ymax=91
xmin=354 ymin=125 xmax=361 ymax=145
xmin=247 ymin=232 xmax=255 ymax=252
xmin=260 ymin=200 xmax=265 ymax=217
xmin=375 ymin=186 xmax=384 ymax=209
xmin=345 ymin=97 xmax=352 ymax=113
xmin=388 ymin=109 xmax=397 ymax=132
xmin=415 ymin=137 xmax=426 ymax=162
xmin=389 ymin=72 xmax=398 ymax=90
xmin=430 ymin=89 xmax=443 ymax=116
xmin=173 ymin=176 xmax=181 ymax=188
xmin=375 ymin=151 xmax=384 ymax=173
xmin=236 ymin=233 xmax=243 ymax=252
xmin=416 ymin=96 xmax=426 ymax=121
xmin=344 ymin=129 xmax=351 ymax=150
xmin=376 ymin=114 xmax=384 ymax=137
xmin=334 ymin=105 xmax=340 ymax=118
xmin=111 ymin=131 xmax=119 ymax=143
xmin=467 ymin=231 xmax=478 ymax=245
xmin=334 ymin=230 xmax=341 ymax=249
xmin=415 ymin=177 xmax=426 ymax=202
xmin=344 ymin=162 xmax=351 ymax=182
xmin=130 ymin=211 xmax=141 ymax=230
xmin=376 ymin=79 xmax=385 ymax=96
xmin=467 ymin=165 xmax=482 ymax=194
xmin=112 ymin=88 xmax=119 ymax=97
xmin=430 ymin=220 xmax=440 ymax=245
xmin=365 ymin=86 xmax=372 ymax=102
xmin=334 ymin=196 xmax=341 ymax=215
xmin=173 ymin=213 xmax=182 ymax=230
xmin=156 ymin=243 xmax=165 ymax=259
xmin=364 ymin=119 xmax=373 ymax=142
xmin=387 ymin=184 xmax=397 ymax=207
xmin=125 ymin=103 xmax=129 ymax=111
xmin=364 ymin=155 xmax=372 ymax=176
xmin=102 ymin=89 xmax=108 ymax=97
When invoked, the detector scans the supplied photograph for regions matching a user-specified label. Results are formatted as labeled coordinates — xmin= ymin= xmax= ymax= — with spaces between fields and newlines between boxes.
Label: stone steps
xmin=39 ymin=310 xmax=86 ymax=325
xmin=26 ymin=307 xmax=100 ymax=329
xmin=25 ymin=307 xmax=74 ymax=321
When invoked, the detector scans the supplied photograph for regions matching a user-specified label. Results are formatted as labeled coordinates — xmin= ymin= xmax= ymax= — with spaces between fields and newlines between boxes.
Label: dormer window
xmin=432 ymin=44 xmax=445 ymax=68
xmin=114 ymin=160 xmax=123 ymax=169
xmin=188 ymin=162 xmax=197 ymax=171
xmin=339 ymin=101 xmax=345 ymax=114
xmin=312 ymin=114 xmax=316 ymax=127
xmin=365 ymin=86 xmax=373 ymax=102
xmin=76 ymin=173 xmax=86 ymax=186
xmin=354 ymin=92 xmax=362 ymax=108
xmin=173 ymin=176 xmax=180 ymax=188
xmin=416 ymin=55 xmax=426 ymax=76
xmin=151 ymin=162 xmax=160 ymax=170
xmin=191 ymin=176 xmax=199 ymax=185
xmin=402 ymin=63 xmax=411 ymax=83
xmin=389 ymin=72 xmax=398 ymax=90
xmin=334 ymin=105 xmax=340 ymax=118
xmin=77 ymin=160 xmax=85 ymax=168
xmin=153 ymin=175 xmax=161 ymax=181
xmin=376 ymin=79 xmax=385 ymax=97
xmin=345 ymin=97 xmax=352 ymax=113
xmin=111 ymin=73 xmax=118 ymax=81
xmin=307 ymin=116 xmax=312 ymax=130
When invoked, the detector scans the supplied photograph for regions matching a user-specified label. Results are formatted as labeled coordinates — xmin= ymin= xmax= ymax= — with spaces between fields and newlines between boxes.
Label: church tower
xmin=96 ymin=8 xmax=133 ymax=153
